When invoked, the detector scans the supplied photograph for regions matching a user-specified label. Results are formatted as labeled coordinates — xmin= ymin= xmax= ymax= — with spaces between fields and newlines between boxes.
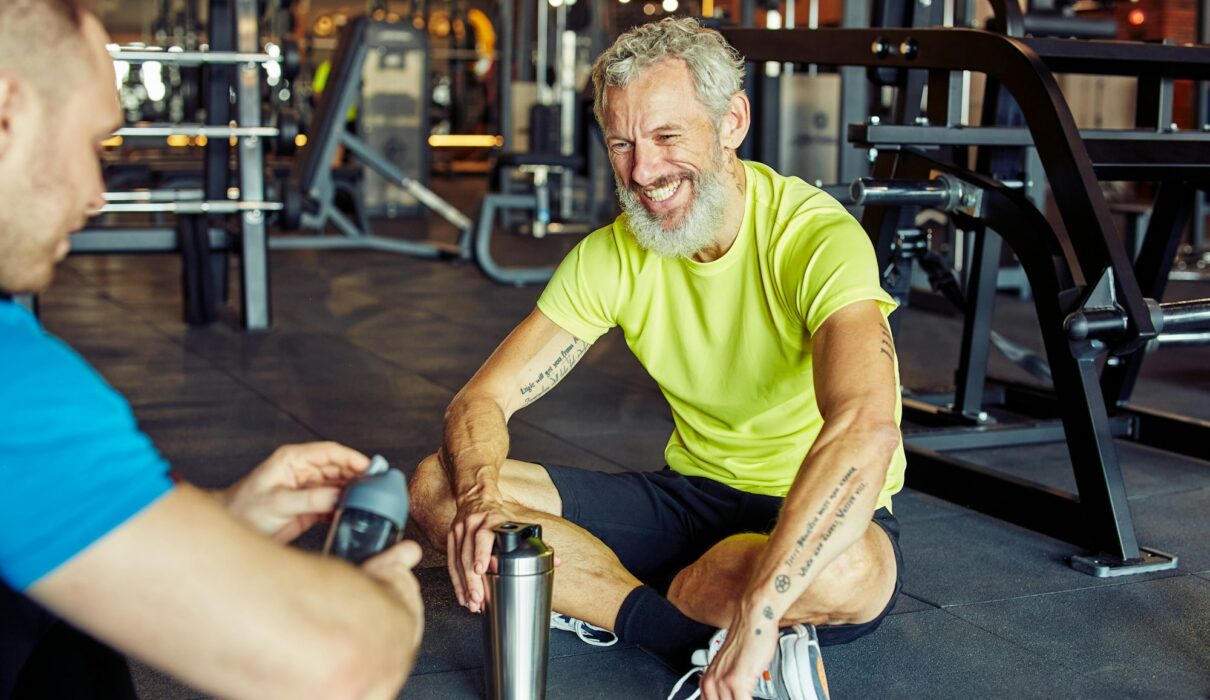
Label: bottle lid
xmin=340 ymin=468 xmax=409 ymax=529
xmin=490 ymin=522 xmax=554 ymax=576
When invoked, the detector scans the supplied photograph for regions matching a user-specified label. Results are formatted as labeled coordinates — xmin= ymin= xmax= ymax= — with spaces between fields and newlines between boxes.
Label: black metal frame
xmin=722 ymin=24 xmax=1210 ymax=575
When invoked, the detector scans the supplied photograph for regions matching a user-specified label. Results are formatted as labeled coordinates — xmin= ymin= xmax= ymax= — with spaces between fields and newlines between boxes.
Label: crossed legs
xmin=409 ymin=455 xmax=897 ymax=633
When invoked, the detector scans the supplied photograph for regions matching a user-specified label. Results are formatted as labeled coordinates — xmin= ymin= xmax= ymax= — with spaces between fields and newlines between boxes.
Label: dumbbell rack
xmin=724 ymin=10 xmax=1210 ymax=576
xmin=75 ymin=0 xmax=291 ymax=330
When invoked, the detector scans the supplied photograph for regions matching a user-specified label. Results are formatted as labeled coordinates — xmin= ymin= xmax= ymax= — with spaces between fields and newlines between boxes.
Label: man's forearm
xmin=441 ymin=393 xmax=511 ymax=501
xmin=33 ymin=486 xmax=418 ymax=700
xmin=742 ymin=417 xmax=899 ymax=625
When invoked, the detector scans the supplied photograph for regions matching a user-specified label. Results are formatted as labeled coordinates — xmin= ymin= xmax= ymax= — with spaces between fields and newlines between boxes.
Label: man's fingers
xmin=270 ymin=486 xmax=341 ymax=518
xmin=459 ymin=519 xmax=485 ymax=611
xmin=447 ymin=527 xmax=467 ymax=607
xmin=278 ymin=441 xmax=372 ymax=483
xmin=472 ymin=525 xmax=497 ymax=576
xmin=392 ymin=539 xmax=423 ymax=569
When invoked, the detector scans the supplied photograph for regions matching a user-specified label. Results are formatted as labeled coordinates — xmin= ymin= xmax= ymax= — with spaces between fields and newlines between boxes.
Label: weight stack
xmin=360 ymin=22 xmax=429 ymax=218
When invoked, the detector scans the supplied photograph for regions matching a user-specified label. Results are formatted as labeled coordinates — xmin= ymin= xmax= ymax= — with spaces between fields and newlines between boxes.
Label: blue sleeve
xmin=0 ymin=318 xmax=173 ymax=590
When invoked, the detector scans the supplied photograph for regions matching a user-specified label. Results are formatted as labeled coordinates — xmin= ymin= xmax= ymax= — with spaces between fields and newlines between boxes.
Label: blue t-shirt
xmin=0 ymin=301 xmax=173 ymax=590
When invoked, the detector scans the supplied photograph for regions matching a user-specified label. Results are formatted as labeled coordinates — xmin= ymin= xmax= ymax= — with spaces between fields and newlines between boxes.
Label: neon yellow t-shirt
xmin=536 ymin=161 xmax=906 ymax=510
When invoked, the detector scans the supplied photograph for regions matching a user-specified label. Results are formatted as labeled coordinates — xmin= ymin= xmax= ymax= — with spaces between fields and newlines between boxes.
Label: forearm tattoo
xmin=519 ymin=339 xmax=589 ymax=406
xmin=777 ymin=467 xmax=871 ymax=592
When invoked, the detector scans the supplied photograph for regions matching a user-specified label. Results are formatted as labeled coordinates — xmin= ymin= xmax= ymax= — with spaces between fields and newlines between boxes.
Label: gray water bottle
xmin=322 ymin=460 xmax=408 ymax=564
xmin=482 ymin=522 xmax=554 ymax=700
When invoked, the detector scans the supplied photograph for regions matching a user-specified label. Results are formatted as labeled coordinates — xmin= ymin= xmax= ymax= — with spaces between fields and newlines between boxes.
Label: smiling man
xmin=411 ymin=16 xmax=906 ymax=700
xmin=0 ymin=2 xmax=424 ymax=698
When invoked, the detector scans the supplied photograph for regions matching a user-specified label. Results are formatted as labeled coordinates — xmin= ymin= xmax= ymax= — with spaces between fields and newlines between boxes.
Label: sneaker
xmin=549 ymin=611 xmax=619 ymax=647
xmin=667 ymin=624 xmax=829 ymax=700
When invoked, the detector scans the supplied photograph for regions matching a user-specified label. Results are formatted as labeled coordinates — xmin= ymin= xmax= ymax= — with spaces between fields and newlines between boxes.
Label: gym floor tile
xmin=888 ymin=592 xmax=935 ymax=615
xmin=402 ymin=646 xmax=679 ymax=700
xmin=1129 ymin=487 xmax=1210 ymax=572
xmin=510 ymin=368 xmax=673 ymax=439
xmin=129 ymin=661 xmax=207 ymax=700
xmin=409 ymin=567 xmax=636 ymax=677
xmin=945 ymin=575 xmax=1210 ymax=697
xmin=820 ymin=608 xmax=1118 ymax=699
xmin=887 ymin=487 xmax=973 ymax=525
xmin=499 ymin=421 xmax=634 ymax=473
xmin=943 ymin=439 xmax=1210 ymax=501
xmin=556 ymin=428 xmax=681 ymax=472
xmin=896 ymin=510 xmax=1179 ymax=607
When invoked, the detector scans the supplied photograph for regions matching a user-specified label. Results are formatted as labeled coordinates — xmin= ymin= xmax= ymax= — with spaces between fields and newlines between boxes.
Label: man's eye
xmin=610 ymin=142 xmax=631 ymax=153
xmin=657 ymin=134 xmax=678 ymax=142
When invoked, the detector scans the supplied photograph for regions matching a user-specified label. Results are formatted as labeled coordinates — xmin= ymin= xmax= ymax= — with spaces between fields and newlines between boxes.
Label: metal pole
xmin=498 ymin=0 xmax=514 ymax=152
xmin=236 ymin=0 xmax=271 ymax=330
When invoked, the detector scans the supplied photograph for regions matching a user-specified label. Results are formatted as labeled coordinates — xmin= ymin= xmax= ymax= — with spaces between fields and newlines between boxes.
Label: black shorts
xmin=543 ymin=464 xmax=905 ymax=647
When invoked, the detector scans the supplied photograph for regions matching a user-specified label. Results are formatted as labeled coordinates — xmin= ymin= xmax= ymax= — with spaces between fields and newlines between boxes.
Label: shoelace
xmin=666 ymin=666 xmax=778 ymax=700
xmin=666 ymin=644 xmax=779 ymax=700
xmin=550 ymin=613 xmax=618 ymax=647
xmin=667 ymin=665 xmax=706 ymax=700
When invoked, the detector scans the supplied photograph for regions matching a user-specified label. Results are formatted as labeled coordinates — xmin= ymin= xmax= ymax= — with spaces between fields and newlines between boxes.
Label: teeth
xmin=645 ymin=180 xmax=680 ymax=202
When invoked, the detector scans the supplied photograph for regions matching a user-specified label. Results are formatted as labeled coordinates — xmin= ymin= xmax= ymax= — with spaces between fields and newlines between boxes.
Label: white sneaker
xmin=668 ymin=624 xmax=830 ymax=700
xmin=549 ymin=611 xmax=619 ymax=647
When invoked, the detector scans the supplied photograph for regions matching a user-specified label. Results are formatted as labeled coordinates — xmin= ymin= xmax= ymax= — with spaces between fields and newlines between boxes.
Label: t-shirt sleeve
xmin=0 ymin=331 xmax=173 ymax=590
xmin=784 ymin=203 xmax=897 ymax=335
xmin=535 ymin=226 xmax=625 ymax=344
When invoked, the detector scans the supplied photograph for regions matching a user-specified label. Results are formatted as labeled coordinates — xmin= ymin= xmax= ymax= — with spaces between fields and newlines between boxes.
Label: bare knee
xmin=667 ymin=534 xmax=765 ymax=626
xmin=785 ymin=526 xmax=894 ymax=625
xmin=409 ymin=452 xmax=454 ymax=544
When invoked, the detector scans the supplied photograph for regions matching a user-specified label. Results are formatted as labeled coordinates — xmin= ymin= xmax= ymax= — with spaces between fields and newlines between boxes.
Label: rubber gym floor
xmin=44 ymin=179 xmax=1210 ymax=699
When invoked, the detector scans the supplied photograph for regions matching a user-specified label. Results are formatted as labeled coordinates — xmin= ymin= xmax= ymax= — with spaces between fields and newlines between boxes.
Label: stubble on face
xmin=0 ymin=16 xmax=114 ymax=294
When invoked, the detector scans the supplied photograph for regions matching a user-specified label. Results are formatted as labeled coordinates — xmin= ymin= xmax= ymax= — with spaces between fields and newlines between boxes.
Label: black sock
xmin=615 ymin=585 xmax=715 ymax=668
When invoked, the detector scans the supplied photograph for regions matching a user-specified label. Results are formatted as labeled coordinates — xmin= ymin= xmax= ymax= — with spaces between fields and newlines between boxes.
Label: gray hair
xmin=591 ymin=16 xmax=746 ymax=128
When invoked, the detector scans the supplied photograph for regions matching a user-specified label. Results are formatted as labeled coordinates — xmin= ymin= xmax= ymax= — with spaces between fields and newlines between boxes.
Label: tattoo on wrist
xmin=774 ymin=575 xmax=791 ymax=593
xmin=763 ymin=606 xmax=774 ymax=621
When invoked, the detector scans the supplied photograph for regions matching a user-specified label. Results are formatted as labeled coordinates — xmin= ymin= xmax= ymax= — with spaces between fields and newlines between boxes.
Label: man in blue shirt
xmin=0 ymin=1 xmax=425 ymax=698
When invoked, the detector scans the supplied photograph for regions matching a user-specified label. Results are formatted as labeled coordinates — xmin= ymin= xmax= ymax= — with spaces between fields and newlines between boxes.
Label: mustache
xmin=632 ymin=172 xmax=696 ymax=194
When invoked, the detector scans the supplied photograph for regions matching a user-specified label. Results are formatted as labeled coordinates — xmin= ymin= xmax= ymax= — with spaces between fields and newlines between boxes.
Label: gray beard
xmin=616 ymin=162 xmax=729 ymax=260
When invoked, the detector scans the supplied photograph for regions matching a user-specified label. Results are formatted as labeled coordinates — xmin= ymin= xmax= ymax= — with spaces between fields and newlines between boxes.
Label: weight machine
xmin=278 ymin=16 xmax=473 ymax=258
xmin=724 ymin=1 xmax=1210 ymax=576
xmin=74 ymin=0 xmax=291 ymax=330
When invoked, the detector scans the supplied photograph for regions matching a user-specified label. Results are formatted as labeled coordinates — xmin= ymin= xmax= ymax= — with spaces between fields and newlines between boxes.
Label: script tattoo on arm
xmin=518 ymin=339 xmax=589 ymax=407
xmin=779 ymin=467 xmax=871 ymax=585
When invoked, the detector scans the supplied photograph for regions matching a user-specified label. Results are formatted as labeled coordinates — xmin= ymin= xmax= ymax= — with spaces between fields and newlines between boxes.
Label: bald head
xmin=0 ymin=0 xmax=119 ymax=295
xmin=0 ymin=0 xmax=93 ymax=101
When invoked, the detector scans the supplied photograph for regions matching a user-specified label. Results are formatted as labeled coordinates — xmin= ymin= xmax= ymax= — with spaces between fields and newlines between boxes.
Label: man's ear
xmin=0 ymin=72 xmax=26 ymax=161
xmin=718 ymin=91 xmax=750 ymax=151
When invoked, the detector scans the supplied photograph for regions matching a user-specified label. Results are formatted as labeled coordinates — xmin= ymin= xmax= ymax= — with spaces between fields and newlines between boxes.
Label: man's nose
xmin=630 ymin=141 xmax=664 ymax=188
xmin=84 ymin=186 xmax=106 ymax=217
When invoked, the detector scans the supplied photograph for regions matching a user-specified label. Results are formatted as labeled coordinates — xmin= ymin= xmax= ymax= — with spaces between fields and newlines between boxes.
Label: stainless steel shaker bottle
xmin=481 ymin=522 xmax=554 ymax=700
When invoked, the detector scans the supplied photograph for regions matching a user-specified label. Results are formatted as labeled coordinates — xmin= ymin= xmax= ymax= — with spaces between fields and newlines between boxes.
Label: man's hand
xmin=699 ymin=608 xmax=779 ymax=700
xmin=447 ymin=486 xmax=515 ymax=613
xmin=218 ymin=441 xmax=372 ymax=542
xmin=361 ymin=540 xmax=425 ymax=648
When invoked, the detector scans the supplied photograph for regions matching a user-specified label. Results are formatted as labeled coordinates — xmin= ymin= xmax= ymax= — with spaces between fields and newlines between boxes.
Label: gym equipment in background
xmin=726 ymin=0 xmax=1210 ymax=577
xmin=279 ymin=17 xmax=472 ymax=258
